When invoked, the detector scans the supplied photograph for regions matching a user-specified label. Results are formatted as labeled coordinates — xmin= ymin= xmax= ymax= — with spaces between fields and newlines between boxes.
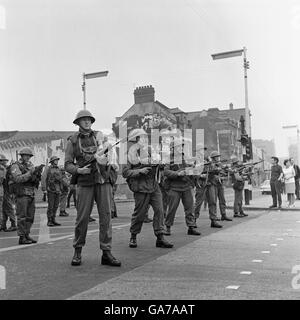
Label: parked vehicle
xmin=260 ymin=179 xmax=271 ymax=195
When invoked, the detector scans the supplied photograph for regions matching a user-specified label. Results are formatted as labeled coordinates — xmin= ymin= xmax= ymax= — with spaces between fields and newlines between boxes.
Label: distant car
xmin=260 ymin=179 xmax=271 ymax=195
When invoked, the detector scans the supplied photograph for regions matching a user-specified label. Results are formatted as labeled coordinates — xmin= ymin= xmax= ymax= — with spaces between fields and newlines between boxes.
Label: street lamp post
xmin=211 ymin=47 xmax=252 ymax=204
xmin=211 ymin=47 xmax=250 ymax=136
xmin=282 ymin=125 xmax=300 ymax=164
xmin=82 ymin=70 xmax=109 ymax=110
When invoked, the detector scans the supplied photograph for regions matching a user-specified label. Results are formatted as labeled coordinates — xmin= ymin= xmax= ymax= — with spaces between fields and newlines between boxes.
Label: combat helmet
xmin=19 ymin=147 xmax=34 ymax=157
xmin=0 ymin=154 xmax=8 ymax=161
xmin=49 ymin=155 xmax=60 ymax=163
xmin=210 ymin=151 xmax=220 ymax=159
xmin=73 ymin=109 xmax=96 ymax=125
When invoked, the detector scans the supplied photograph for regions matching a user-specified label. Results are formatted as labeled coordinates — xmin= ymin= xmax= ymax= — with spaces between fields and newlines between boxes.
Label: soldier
xmin=10 ymin=147 xmax=41 ymax=244
xmin=122 ymin=131 xmax=173 ymax=249
xmin=42 ymin=156 xmax=63 ymax=227
xmin=230 ymin=157 xmax=248 ymax=218
xmin=205 ymin=151 xmax=232 ymax=228
xmin=0 ymin=155 xmax=17 ymax=232
xmin=59 ymin=167 xmax=70 ymax=217
xmin=65 ymin=109 xmax=121 ymax=267
xmin=164 ymin=140 xmax=200 ymax=236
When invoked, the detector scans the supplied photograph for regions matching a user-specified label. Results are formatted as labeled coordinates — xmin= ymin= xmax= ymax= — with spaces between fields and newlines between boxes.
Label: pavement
xmin=0 ymin=190 xmax=300 ymax=300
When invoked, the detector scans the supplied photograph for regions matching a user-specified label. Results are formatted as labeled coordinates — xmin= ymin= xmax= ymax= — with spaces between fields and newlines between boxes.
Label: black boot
xmin=47 ymin=219 xmax=55 ymax=227
xmin=156 ymin=234 xmax=173 ymax=248
xmin=71 ymin=248 xmax=82 ymax=266
xmin=0 ymin=225 xmax=7 ymax=232
xmin=234 ymin=212 xmax=244 ymax=218
xmin=101 ymin=251 xmax=121 ymax=267
xmin=211 ymin=220 xmax=223 ymax=228
xmin=19 ymin=236 xmax=32 ymax=245
xmin=26 ymin=234 xmax=37 ymax=243
xmin=129 ymin=234 xmax=137 ymax=248
xmin=221 ymin=215 xmax=232 ymax=221
xmin=240 ymin=212 xmax=248 ymax=217
xmin=187 ymin=227 xmax=201 ymax=236
xmin=52 ymin=218 xmax=61 ymax=226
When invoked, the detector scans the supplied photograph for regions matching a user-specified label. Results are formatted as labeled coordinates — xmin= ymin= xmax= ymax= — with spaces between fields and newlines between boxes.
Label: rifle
xmin=31 ymin=164 xmax=45 ymax=189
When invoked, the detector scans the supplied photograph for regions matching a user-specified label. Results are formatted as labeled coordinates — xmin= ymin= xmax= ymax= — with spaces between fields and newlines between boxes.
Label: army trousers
xmin=165 ymin=188 xmax=196 ymax=228
xmin=47 ymin=192 xmax=60 ymax=220
xmin=59 ymin=192 xmax=68 ymax=212
xmin=73 ymin=183 xmax=112 ymax=251
xmin=159 ymin=184 xmax=169 ymax=218
xmin=206 ymin=184 xmax=227 ymax=221
xmin=194 ymin=186 xmax=206 ymax=219
xmin=234 ymin=189 xmax=244 ymax=214
xmin=16 ymin=196 xmax=35 ymax=237
xmin=130 ymin=188 xmax=164 ymax=236
xmin=1 ymin=192 xmax=16 ymax=227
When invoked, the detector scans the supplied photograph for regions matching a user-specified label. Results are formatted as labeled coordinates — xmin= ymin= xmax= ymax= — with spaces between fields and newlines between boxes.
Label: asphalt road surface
xmin=1 ymin=191 xmax=300 ymax=300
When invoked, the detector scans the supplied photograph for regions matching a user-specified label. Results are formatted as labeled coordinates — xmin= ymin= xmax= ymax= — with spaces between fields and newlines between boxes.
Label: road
xmin=1 ymin=191 xmax=300 ymax=300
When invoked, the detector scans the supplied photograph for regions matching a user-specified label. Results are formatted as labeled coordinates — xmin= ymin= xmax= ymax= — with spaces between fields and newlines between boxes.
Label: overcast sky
xmin=0 ymin=0 xmax=299 ymax=157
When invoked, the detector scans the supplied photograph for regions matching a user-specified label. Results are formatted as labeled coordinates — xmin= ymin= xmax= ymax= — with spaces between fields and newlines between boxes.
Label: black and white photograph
xmin=1 ymin=0 xmax=300 ymax=307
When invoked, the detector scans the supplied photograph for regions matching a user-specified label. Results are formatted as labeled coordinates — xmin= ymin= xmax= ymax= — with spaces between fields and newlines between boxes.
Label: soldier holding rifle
xmin=65 ymin=109 xmax=121 ymax=267
xmin=122 ymin=130 xmax=173 ymax=249
xmin=204 ymin=151 xmax=232 ymax=228
xmin=163 ymin=139 xmax=200 ymax=236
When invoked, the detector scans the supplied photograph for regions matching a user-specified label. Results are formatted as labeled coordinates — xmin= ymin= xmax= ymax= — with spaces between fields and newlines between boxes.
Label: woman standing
xmin=283 ymin=159 xmax=296 ymax=208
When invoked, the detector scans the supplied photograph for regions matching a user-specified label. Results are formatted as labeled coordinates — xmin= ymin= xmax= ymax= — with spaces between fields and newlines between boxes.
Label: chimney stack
xmin=134 ymin=85 xmax=155 ymax=104
xmin=229 ymin=103 xmax=233 ymax=110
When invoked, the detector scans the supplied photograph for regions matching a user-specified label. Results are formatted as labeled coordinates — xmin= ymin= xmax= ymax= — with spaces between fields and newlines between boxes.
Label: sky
xmin=0 ymin=0 xmax=300 ymax=157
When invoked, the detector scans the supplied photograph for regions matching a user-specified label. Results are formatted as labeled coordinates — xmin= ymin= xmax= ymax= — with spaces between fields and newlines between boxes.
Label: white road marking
xmin=240 ymin=271 xmax=252 ymax=275
xmin=282 ymin=233 xmax=289 ymax=236
xmin=270 ymin=244 xmax=278 ymax=246
xmin=252 ymin=260 xmax=263 ymax=263
xmin=261 ymin=251 xmax=270 ymax=253
xmin=38 ymin=213 xmax=50 ymax=243
xmin=48 ymin=242 xmax=53 ymax=245
xmin=287 ymin=229 xmax=293 ymax=231
xmin=226 ymin=285 xmax=240 ymax=290
xmin=276 ymin=238 xmax=284 ymax=241
xmin=296 ymin=221 xmax=300 ymax=223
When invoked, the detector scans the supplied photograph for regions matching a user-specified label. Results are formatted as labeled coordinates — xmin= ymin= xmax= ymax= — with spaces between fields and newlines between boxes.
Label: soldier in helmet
xmin=230 ymin=157 xmax=248 ymax=218
xmin=10 ymin=147 xmax=39 ymax=244
xmin=41 ymin=156 xmax=63 ymax=227
xmin=163 ymin=139 xmax=200 ymax=236
xmin=65 ymin=109 xmax=121 ymax=267
xmin=205 ymin=151 xmax=232 ymax=228
xmin=0 ymin=154 xmax=17 ymax=232
xmin=123 ymin=132 xmax=173 ymax=249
